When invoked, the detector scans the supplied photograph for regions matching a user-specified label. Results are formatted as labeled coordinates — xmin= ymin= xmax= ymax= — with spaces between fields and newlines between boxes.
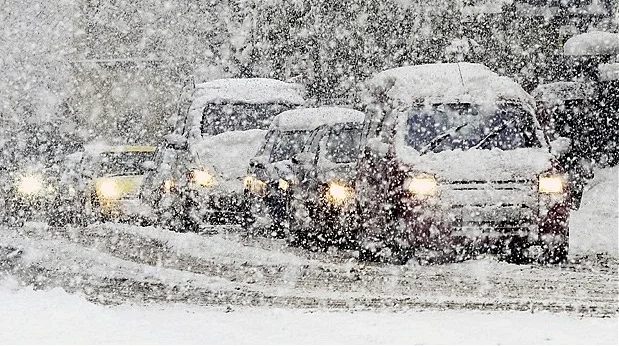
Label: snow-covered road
xmin=1 ymin=221 xmax=617 ymax=317
xmin=0 ymin=166 xmax=616 ymax=343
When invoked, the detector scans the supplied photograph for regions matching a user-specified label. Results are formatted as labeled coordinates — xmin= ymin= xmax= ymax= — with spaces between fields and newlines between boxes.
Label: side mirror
xmin=292 ymin=152 xmax=315 ymax=165
xmin=550 ymin=137 xmax=571 ymax=156
xmin=163 ymin=133 xmax=188 ymax=150
xmin=249 ymin=156 xmax=268 ymax=169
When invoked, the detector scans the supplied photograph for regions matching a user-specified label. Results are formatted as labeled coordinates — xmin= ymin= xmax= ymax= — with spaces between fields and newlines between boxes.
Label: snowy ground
xmin=1 ymin=279 xmax=616 ymax=344
xmin=0 ymin=167 xmax=617 ymax=343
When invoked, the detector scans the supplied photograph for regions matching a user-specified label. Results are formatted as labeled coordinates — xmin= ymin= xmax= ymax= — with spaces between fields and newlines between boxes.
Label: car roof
xmin=191 ymin=78 xmax=305 ymax=106
xmin=366 ymin=62 xmax=535 ymax=109
xmin=100 ymin=146 xmax=156 ymax=153
xmin=531 ymin=82 xmax=594 ymax=104
xmin=270 ymin=107 xmax=365 ymax=131
xmin=563 ymin=31 xmax=619 ymax=56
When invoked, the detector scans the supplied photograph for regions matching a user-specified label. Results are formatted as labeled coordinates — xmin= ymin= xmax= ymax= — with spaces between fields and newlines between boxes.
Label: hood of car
xmin=399 ymin=147 xmax=554 ymax=182
xmin=190 ymin=129 xmax=266 ymax=192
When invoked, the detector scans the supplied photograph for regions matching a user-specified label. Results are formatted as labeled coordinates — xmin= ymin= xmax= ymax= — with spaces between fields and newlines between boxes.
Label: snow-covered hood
xmin=397 ymin=147 xmax=554 ymax=182
xmin=189 ymin=129 xmax=266 ymax=192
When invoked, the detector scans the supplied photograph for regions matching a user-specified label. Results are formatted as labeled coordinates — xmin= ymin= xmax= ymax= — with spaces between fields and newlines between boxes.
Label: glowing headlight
xmin=244 ymin=176 xmax=267 ymax=196
xmin=404 ymin=176 xmax=438 ymax=196
xmin=539 ymin=174 xmax=564 ymax=194
xmin=278 ymin=179 xmax=289 ymax=191
xmin=163 ymin=179 xmax=175 ymax=193
xmin=17 ymin=175 xmax=43 ymax=196
xmin=192 ymin=170 xmax=215 ymax=187
xmin=98 ymin=180 xmax=122 ymax=200
xmin=326 ymin=182 xmax=354 ymax=205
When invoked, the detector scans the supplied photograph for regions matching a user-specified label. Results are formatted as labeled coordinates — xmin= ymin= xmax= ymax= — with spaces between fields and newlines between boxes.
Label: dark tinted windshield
xmin=270 ymin=130 xmax=310 ymax=162
xmin=322 ymin=126 xmax=362 ymax=163
xmin=405 ymin=104 xmax=540 ymax=153
xmin=99 ymin=151 xmax=155 ymax=176
xmin=201 ymin=103 xmax=291 ymax=135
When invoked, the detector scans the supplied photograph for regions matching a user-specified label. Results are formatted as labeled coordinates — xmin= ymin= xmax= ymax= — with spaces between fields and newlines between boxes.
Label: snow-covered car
xmin=355 ymin=62 xmax=573 ymax=264
xmin=0 ymin=125 xmax=83 ymax=225
xmin=82 ymin=146 xmax=156 ymax=223
xmin=148 ymin=78 xmax=306 ymax=232
xmin=243 ymin=107 xmax=364 ymax=238
xmin=286 ymin=114 xmax=364 ymax=249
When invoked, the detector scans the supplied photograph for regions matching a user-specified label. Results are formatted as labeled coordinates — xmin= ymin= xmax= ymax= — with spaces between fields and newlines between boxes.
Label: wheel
xmin=502 ymin=236 xmax=531 ymax=264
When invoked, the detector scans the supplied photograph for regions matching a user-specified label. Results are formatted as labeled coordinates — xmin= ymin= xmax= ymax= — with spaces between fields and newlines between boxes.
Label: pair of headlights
xmin=403 ymin=174 xmax=566 ymax=196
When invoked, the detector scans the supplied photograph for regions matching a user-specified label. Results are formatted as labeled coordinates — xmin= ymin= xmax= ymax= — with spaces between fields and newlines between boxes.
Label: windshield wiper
xmin=471 ymin=120 xmax=514 ymax=150
xmin=419 ymin=122 xmax=468 ymax=155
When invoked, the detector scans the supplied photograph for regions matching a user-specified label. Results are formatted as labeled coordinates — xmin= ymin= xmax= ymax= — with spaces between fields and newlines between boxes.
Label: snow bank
xmin=272 ymin=107 xmax=364 ymax=131
xmin=367 ymin=63 xmax=534 ymax=109
xmin=570 ymin=166 xmax=619 ymax=258
xmin=1 ymin=280 xmax=616 ymax=344
xmin=563 ymin=31 xmax=619 ymax=56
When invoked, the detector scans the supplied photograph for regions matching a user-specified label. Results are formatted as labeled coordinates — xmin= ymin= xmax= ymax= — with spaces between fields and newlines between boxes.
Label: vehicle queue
xmin=2 ymin=61 xmax=603 ymax=265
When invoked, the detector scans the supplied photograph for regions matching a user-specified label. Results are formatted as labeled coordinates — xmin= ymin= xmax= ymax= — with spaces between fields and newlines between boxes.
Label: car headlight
xmin=163 ymin=179 xmax=175 ymax=193
xmin=325 ymin=182 xmax=354 ymax=205
xmin=244 ymin=175 xmax=267 ymax=196
xmin=278 ymin=179 xmax=290 ymax=191
xmin=539 ymin=174 xmax=565 ymax=194
xmin=16 ymin=175 xmax=43 ymax=196
xmin=97 ymin=180 xmax=122 ymax=200
xmin=404 ymin=176 xmax=438 ymax=196
xmin=191 ymin=169 xmax=215 ymax=187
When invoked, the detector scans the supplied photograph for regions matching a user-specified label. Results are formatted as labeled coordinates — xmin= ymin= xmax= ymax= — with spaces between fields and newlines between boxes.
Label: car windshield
xmin=270 ymin=130 xmax=310 ymax=162
xmin=404 ymin=103 xmax=540 ymax=153
xmin=99 ymin=151 xmax=154 ymax=176
xmin=201 ymin=103 xmax=291 ymax=136
xmin=322 ymin=126 xmax=362 ymax=164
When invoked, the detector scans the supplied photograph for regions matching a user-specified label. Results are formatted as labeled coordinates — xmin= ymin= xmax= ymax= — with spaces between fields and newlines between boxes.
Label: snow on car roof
xmin=598 ymin=63 xmax=619 ymax=81
xmin=186 ymin=78 xmax=306 ymax=140
xmin=563 ymin=31 xmax=619 ymax=56
xmin=531 ymin=82 xmax=595 ymax=104
xmin=367 ymin=63 xmax=534 ymax=108
xmin=270 ymin=107 xmax=365 ymax=131
xmin=191 ymin=78 xmax=305 ymax=106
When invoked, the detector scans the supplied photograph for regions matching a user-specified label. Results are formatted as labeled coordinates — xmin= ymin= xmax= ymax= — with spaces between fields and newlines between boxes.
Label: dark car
xmin=144 ymin=78 xmax=306 ymax=232
xmin=355 ymin=63 xmax=573 ymax=264
xmin=243 ymin=107 xmax=364 ymax=238
xmin=287 ymin=119 xmax=364 ymax=250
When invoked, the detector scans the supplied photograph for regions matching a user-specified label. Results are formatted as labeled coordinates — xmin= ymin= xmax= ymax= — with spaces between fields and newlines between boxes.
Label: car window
xmin=403 ymin=103 xmax=540 ymax=153
xmin=270 ymin=130 xmax=310 ymax=162
xmin=201 ymin=103 xmax=291 ymax=136
xmin=321 ymin=126 xmax=363 ymax=164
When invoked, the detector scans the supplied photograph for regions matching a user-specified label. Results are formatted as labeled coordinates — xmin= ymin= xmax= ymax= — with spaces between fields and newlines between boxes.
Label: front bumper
xmin=393 ymin=185 xmax=569 ymax=248
xmin=183 ymin=188 xmax=247 ymax=224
